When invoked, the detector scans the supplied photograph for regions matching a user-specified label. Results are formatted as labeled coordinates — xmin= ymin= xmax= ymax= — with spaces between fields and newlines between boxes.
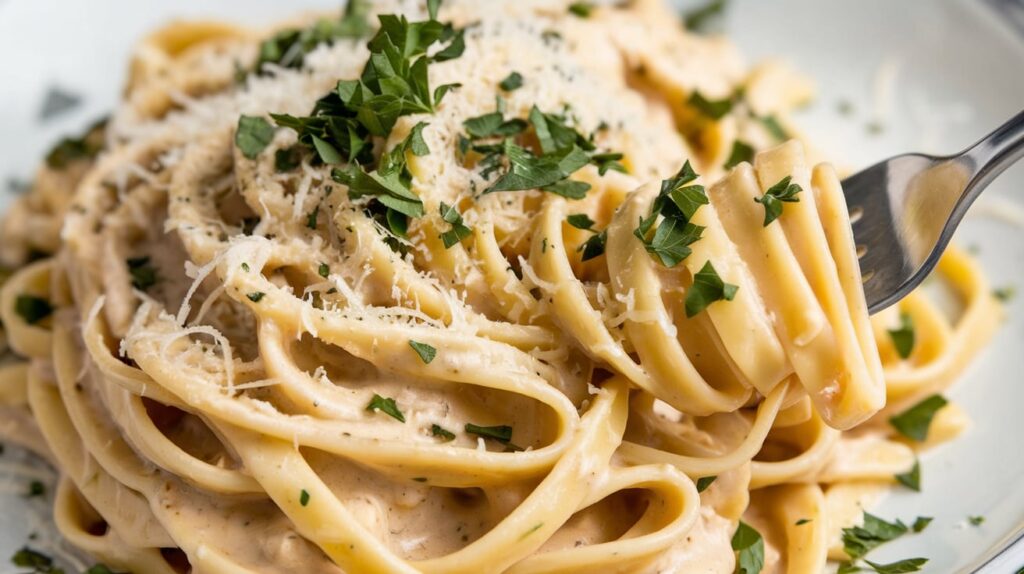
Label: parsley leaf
xmin=887 ymin=313 xmax=915 ymax=359
xmin=754 ymin=175 xmax=802 ymax=226
xmin=15 ymin=295 xmax=53 ymax=325
xmin=688 ymin=90 xmax=733 ymax=120
xmin=45 ymin=117 xmax=107 ymax=170
xmin=235 ymin=116 xmax=276 ymax=159
xmin=254 ymin=0 xmax=371 ymax=73
xmin=126 ymin=256 xmax=158 ymax=290
xmin=431 ymin=423 xmax=456 ymax=441
xmin=894 ymin=459 xmax=921 ymax=492
xmin=568 ymin=2 xmax=593 ymax=17
xmin=682 ymin=0 xmax=727 ymax=33
xmin=633 ymin=162 xmax=710 ymax=267
xmin=409 ymin=340 xmax=437 ymax=364
xmin=968 ymin=515 xmax=985 ymax=526
xmin=318 ymin=262 xmax=330 ymax=278
xmin=696 ymin=476 xmax=717 ymax=493
xmin=11 ymin=546 xmax=62 ymax=573
xmin=499 ymin=71 xmax=524 ymax=92
xmin=439 ymin=202 xmax=472 ymax=248
xmin=274 ymin=146 xmax=302 ymax=172
xmin=731 ymin=521 xmax=765 ymax=574
xmin=795 ymin=518 xmax=812 ymax=526
xmin=911 ymin=517 xmax=932 ymax=533
xmin=247 ymin=292 xmax=266 ymax=303
xmin=567 ymin=214 xmax=595 ymax=230
xmin=685 ymin=261 xmax=738 ymax=317
xmin=465 ymin=423 xmax=513 ymax=443
xmin=463 ymin=112 xmax=528 ymax=139
xmin=863 ymin=558 xmax=928 ymax=573
xmin=366 ymin=394 xmax=406 ymax=422
xmin=484 ymin=140 xmax=591 ymax=196
xmin=300 ymin=489 xmax=311 ymax=506
xmin=579 ymin=230 xmax=607 ymax=262
xmin=993 ymin=286 xmax=1016 ymax=302
xmin=889 ymin=395 xmax=947 ymax=442
xmin=842 ymin=513 xmax=909 ymax=560
xmin=760 ymin=115 xmax=790 ymax=141
xmin=724 ymin=140 xmax=754 ymax=169
xmin=26 ymin=480 xmax=44 ymax=498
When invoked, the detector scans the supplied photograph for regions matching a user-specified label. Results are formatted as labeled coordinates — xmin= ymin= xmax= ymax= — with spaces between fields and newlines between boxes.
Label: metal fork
xmin=842 ymin=109 xmax=1024 ymax=314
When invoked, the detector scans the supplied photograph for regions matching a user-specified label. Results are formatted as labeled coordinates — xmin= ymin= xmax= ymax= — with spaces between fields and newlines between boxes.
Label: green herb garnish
xmin=318 ymin=263 xmax=330 ymax=278
xmin=409 ymin=340 xmax=437 ymax=364
xmin=633 ymin=161 xmax=708 ymax=267
xmin=579 ymin=230 xmax=607 ymax=262
xmin=300 ymin=489 xmax=311 ymax=506
xmin=894 ymin=459 xmax=920 ymax=492
xmin=993 ymin=286 xmax=1016 ymax=302
xmin=889 ymin=395 xmax=947 ymax=442
xmin=863 ymin=558 xmax=928 ymax=573
xmin=842 ymin=513 xmax=908 ymax=560
xmin=26 ymin=480 xmax=44 ymax=498
xmin=968 ymin=515 xmax=985 ymax=526
xmin=10 ymin=546 xmax=61 ymax=573
xmin=568 ymin=2 xmax=593 ymax=17
xmin=127 ymin=256 xmax=158 ymax=290
xmin=499 ymin=72 xmax=524 ymax=92
xmin=795 ymin=518 xmax=812 ymax=526
xmin=688 ymin=90 xmax=733 ymax=120
xmin=431 ymin=423 xmax=456 ymax=441
xmin=439 ymin=202 xmax=472 ymax=248
xmin=911 ymin=517 xmax=932 ymax=533
xmin=465 ymin=423 xmax=513 ymax=443
xmin=731 ymin=520 xmax=764 ymax=574
xmin=754 ymin=175 xmax=802 ymax=226
xmin=760 ymin=115 xmax=790 ymax=141
xmin=367 ymin=394 xmax=406 ymax=422
xmin=567 ymin=213 xmax=595 ymax=230
xmin=695 ymin=476 xmax=717 ymax=493
xmin=274 ymin=146 xmax=302 ymax=172
xmin=887 ymin=313 xmax=915 ymax=359
xmin=254 ymin=0 xmax=371 ymax=73
xmin=682 ymin=0 xmax=727 ymax=33
xmin=246 ymin=292 xmax=266 ymax=303
xmin=45 ymin=117 xmax=107 ymax=169
xmin=724 ymin=140 xmax=754 ymax=169
xmin=15 ymin=295 xmax=53 ymax=325
xmin=235 ymin=116 xmax=275 ymax=160
xmin=686 ymin=261 xmax=738 ymax=317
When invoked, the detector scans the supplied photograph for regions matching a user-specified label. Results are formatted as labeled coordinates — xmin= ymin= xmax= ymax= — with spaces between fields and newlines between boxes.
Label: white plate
xmin=1 ymin=0 xmax=1022 ymax=572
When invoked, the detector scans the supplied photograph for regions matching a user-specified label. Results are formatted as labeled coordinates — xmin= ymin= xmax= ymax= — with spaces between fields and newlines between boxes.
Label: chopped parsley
xmin=688 ymin=90 xmax=734 ymax=120
xmin=366 ymin=394 xmax=405 ymax=422
xmin=968 ymin=515 xmax=985 ymax=526
xmin=911 ymin=517 xmax=932 ymax=533
xmin=695 ymin=476 xmax=717 ymax=493
xmin=465 ymin=423 xmax=513 ymax=443
xmin=568 ymin=2 xmax=593 ymax=17
xmin=274 ymin=146 xmax=302 ymax=172
xmin=15 ymin=295 xmax=53 ymax=325
xmin=579 ymin=230 xmax=607 ymax=262
xmin=724 ymin=140 xmax=754 ymax=169
xmin=499 ymin=72 xmax=524 ymax=92
xmin=686 ymin=261 xmax=738 ymax=317
xmin=235 ymin=115 xmax=276 ymax=159
xmin=993 ymin=286 xmax=1016 ymax=302
xmin=272 ymin=9 xmax=463 ymax=167
xmin=126 ymin=256 xmax=158 ymax=290
xmin=760 ymin=115 xmax=790 ymax=141
xmin=38 ymin=86 xmax=82 ymax=121
xmin=10 ymin=546 xmax=61 ymax=573
xmin=253 ymin=0 xmax=371 ymax=73
xmin=731 ymin=520 xmax=764 ymax=574
xmin=887 ymin=313 xmax=915 ymax=359
xmin=519 ymin=522 xmax=544 ymax=540
xmin=567 ymin=214 xmax=595 ymax=230
xmin=318 ymin=263 xmax=330 ymax=278
xmin=439 ymin=202 xmax=472 ymax=248
xmin=682 ymin=0 xmax=727 ymax=33
xmin=795 ymin=518 xmax=812 ymax=526
xmin=894 ymin=459 xmax=920 ymax=492
xmin=409 ymin=340 xmax=437 ymax=364
xmin=754 ymin=175 xmax=802 ymax=226
xmin=305 ymin=205 xmax=320 ymax=230
xmin=864 ymin=558 xmax=928 ymax=573
xmin=241 ymin=262 xmax=251 ymax=272
xmin=45 ymin=117 xmax=107 ymax=170
xmin=26 ymin=480 xmax=44 ymax=498
xmin=246 ymin=292 xmax=266 ymax=303
xmin=484 ymin=139 xmax=592 ymax=197
xmin=633 ymin=161 xmax=708 ymax=267
xmin=431 ymin=423 xmax=456 ymax=441
xmin=889 ymin=395 xmax=947 ymax=442
xmin=842 ymin=513 xmax=909 ymax=560
xmin=299 ymin=489 xmax=311 ymax=506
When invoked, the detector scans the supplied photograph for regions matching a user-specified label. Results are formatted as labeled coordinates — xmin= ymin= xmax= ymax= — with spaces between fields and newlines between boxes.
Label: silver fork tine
xmin=841 ymin=109 xmax=1024 ymax=314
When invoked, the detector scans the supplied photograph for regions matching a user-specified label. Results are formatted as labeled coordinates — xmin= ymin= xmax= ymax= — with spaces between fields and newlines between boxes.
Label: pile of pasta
xmin=0 ymin=0 xmax=1002 ymax=572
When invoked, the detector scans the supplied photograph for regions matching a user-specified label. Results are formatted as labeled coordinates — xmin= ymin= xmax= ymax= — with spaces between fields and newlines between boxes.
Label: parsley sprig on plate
xmin=633 ymin=161 xmax=707 ymax=267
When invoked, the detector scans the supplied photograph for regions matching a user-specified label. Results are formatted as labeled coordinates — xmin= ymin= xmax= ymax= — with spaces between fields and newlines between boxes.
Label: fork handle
xmin=963 ymin=108 xmax=1024 ymax=196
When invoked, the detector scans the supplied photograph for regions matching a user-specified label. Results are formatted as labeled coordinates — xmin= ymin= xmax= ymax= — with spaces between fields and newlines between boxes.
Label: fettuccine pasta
xmin=0 ymin=1 xmax=1002 ymax=572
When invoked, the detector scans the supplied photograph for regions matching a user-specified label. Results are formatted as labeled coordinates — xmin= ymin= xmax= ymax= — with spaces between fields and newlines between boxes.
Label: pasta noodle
xmin=0 ymin=0 xmax=1003 ymax=572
